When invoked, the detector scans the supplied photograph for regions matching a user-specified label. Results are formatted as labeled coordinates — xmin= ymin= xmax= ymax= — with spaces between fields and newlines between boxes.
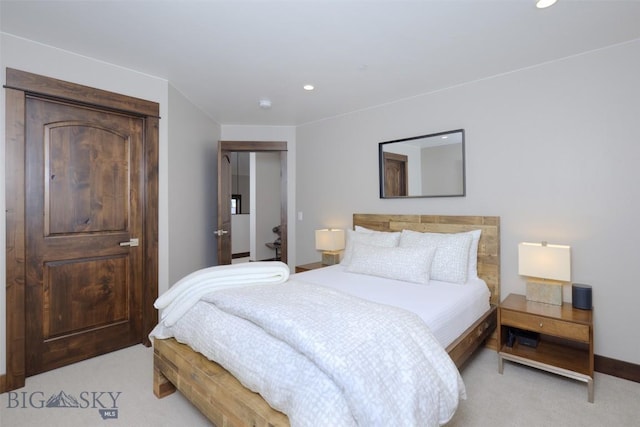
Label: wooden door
xmin=217 ymin=141 xmax=288 ymax=265
xmin=5 ymin=68 xmax=158 ymax=392
xmin=383 ymin=152 xmax=408 ymax=197
xmin=24 ymin=97 xmax=145 ymax=375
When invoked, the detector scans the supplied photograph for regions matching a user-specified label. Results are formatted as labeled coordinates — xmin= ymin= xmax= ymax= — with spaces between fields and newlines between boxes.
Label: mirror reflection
xmin=379 ymin=129 xmax=465 ymax=198
xmin=231 ymin=152 xmax=250 ymax=214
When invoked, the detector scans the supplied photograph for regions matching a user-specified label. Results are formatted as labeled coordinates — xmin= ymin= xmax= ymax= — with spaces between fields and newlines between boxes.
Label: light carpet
xmin=1 ymin=344 xmax=638 ymax=426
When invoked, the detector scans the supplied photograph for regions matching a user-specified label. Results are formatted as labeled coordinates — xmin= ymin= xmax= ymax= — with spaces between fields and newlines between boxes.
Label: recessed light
xmin=536 ymin=0 xmax=557 ymax=9
xmin=303 ymin=84 xmax=315 ymax=91
xmin=259 ymin=99 xmax=272 ymax=109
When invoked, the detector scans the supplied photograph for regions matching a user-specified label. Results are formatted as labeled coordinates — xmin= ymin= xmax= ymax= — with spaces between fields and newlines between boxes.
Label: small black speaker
xmin=572 ymin=283 xmax=592 ymax=310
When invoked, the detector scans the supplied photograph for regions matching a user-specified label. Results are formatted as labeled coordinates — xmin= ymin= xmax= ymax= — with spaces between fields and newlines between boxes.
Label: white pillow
xmin=399 ymin=229 xmax=472 ymax=284
xmin=346 ymin=242 xmax=436 ymax=284
xmin=467 ymin=229 xmax=482 ymax=279
xmin=341 ymin=228 xmax=400 ymax=266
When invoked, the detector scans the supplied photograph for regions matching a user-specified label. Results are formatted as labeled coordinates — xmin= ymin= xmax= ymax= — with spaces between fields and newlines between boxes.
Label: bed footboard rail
xmin=153 ymin=338 xmax=290 ymax=427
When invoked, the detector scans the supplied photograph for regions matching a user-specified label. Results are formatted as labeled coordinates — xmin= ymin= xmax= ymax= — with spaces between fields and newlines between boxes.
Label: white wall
xmin=220 ymin=125 xmax=297 ymax=268
xmin=296 ymin=40 xmax=640 ymax=365
xmin=421 ymin=144 xmax=463 ymax=195
xmin=167 ymin=84 xmax=221 ymax=284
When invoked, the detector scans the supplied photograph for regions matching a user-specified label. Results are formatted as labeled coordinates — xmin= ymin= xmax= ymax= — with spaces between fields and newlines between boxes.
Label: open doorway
xmin=217 ymin=141 xmax=287 ymax=265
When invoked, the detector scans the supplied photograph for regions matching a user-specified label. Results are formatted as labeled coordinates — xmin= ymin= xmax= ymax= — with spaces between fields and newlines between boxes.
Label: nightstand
xmin=295 ymin=262 xmax=327 ymax=273
xmin=498 ymin=293 xmax=594 ymax=402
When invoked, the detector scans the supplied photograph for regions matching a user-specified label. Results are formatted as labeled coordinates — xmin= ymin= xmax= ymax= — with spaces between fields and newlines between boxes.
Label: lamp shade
xmin=315 ymin=229 xmax=345 ymax=251
xmin=518 ymin=242 xmax=571 ymax=282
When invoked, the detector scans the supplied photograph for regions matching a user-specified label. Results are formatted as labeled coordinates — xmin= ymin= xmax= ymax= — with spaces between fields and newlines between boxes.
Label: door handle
xmin=120 ymin=238 xmax=139 ymax=247
xmin=214 ymin=229 xmax=229 ymax=237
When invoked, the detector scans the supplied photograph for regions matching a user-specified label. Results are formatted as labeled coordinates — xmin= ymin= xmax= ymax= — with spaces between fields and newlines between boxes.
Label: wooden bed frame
xmin=153 ymin=214 xmax=500 ymax=426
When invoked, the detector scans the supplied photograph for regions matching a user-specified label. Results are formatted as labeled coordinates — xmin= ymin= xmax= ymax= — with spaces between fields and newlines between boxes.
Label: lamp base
xmin=526 ymin=280 xmax=563 ymax=305
xmin=321 ymin=251 xmax=341 ymax=266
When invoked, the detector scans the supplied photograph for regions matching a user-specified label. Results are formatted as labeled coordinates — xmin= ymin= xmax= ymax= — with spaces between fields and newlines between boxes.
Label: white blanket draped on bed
xmin=151 ymin=263 xmax=465 ymax=426
xmin=153 ymin=261 xmax=289 ymax=327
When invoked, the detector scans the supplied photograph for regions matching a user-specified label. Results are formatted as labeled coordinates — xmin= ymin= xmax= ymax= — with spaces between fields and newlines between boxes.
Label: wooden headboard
xmin=353 ymin=214 xmax=500 ymax=306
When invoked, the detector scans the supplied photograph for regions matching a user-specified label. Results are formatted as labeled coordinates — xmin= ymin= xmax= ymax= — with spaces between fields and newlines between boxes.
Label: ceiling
xmin=2 ymin=1 xmax=640 ymax=126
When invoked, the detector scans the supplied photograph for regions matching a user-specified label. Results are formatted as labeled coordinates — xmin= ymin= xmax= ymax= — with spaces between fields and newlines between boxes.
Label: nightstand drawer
xmin=501 ymin=309 xmax=590 ymax=342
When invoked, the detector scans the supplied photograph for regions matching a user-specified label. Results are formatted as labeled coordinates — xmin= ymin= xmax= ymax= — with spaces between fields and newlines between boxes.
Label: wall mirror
xmin=379 ymin=129 xmax=465 ymax=198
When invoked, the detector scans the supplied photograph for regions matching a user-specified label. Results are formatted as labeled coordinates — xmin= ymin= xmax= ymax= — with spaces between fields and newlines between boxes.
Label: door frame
xmin=3 ymin=68 xmax=160 ymax=392
xmin=217 ymin=141 xmax=287 ymax=265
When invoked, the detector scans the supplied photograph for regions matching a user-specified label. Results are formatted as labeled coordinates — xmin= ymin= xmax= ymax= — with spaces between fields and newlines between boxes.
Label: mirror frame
xmin=379 ymin=129 xmax=466 ymax=198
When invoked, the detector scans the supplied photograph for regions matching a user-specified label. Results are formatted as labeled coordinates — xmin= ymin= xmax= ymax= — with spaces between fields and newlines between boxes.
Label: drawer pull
xmin=539 ymin=323 xmax=543 ymax=327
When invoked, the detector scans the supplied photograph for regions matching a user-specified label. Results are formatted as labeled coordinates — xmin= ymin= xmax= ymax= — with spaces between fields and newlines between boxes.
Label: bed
xmin=152 ymin=214 xmax=500 ymax=426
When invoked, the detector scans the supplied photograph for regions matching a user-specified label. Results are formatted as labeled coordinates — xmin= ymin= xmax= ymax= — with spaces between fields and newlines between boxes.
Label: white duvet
xmin=150 ymin=263 xmax=465 ymax=426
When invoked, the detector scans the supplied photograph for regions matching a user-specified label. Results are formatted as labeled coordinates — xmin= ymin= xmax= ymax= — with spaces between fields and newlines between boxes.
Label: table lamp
xmin=518 ymin=241 xmax=571 ymax=305
xmin=315 ymin=229 xmax=345 ymax=265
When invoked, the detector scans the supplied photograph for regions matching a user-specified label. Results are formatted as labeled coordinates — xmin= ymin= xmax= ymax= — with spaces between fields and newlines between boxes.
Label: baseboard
xmin=595 ymin=354 xmax=640 ymax=383
xmin=232 ymin=252 xmax=250 ymax=259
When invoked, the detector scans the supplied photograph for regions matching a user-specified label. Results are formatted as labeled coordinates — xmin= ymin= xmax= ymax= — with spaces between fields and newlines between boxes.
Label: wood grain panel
xmin=44 ymin=256 xmax=129 ymax=339
xmin=142 ymin=116 xmax=160 ymax=346
xmin=4 ymin=87 xmax=27 ymax=391
xmin=501 ymin=309 xmax=590 ymax=343
xmin=46 ymin=122 xmax=129 ymax=234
